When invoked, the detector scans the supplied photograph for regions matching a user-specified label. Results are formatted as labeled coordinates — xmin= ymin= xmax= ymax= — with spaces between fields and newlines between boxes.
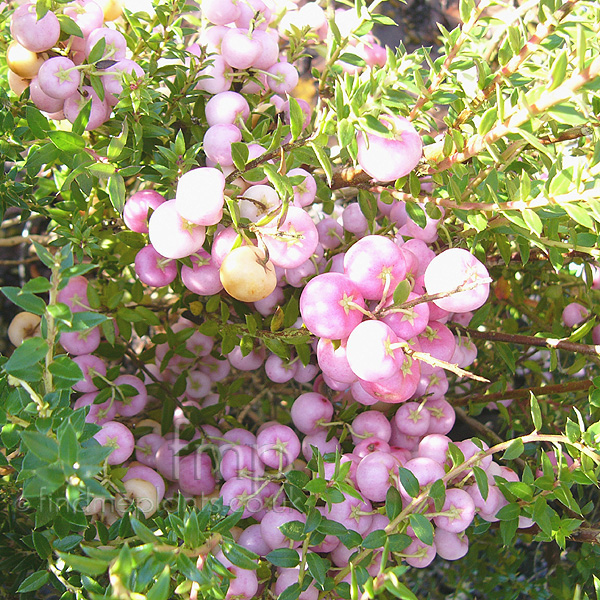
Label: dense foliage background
xmin=1 ymin=0 xmax=600 ymax=598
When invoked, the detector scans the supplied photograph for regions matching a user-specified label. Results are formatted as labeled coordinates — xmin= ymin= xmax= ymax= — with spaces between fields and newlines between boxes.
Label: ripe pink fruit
xmin=356 ymin=116 xmax=422 ymax=182
xmin=344 ymin=234 xmax=407 ymax=300
xmin=562 ymin=302 xmax=590 ymax=327
xmin=64 ymin=86 xmax=109 ymax=130
xmin=423 ymin=248 xmax=490 ymax=313
xmin=259 ymin=206 xmax=319 ymax=269
xmin=123 ymin=189 xmax=165 ymax=233
xmin=148 ymin=199 xmax=206 ymax=259
xmin=11 ymin=4 xmax=61 ymax=52
xmin=175 ymin=167 xmax=225 ymax=226
xmin=37 ymin=57 xmax=81 ymax=100
xmin=300 ymin=272 xmax=366 ymax=340
xmin=93 ymin=420 xmax=135 ymax=465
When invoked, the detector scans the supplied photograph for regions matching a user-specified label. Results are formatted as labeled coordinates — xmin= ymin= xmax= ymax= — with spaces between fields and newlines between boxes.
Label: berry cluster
xmin=3 ymin=0 xmax=547 ymax=597
xmin=7 ymin=0 xmax=143 ymax=129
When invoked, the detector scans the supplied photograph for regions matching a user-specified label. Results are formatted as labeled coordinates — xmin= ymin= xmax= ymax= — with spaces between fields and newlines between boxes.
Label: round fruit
xmin=219 ymin=245 xmax=277 ymax=302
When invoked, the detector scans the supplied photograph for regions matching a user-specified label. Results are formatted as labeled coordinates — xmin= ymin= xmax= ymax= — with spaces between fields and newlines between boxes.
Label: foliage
xmin=0 ymin=0 xmax=600 ymax=598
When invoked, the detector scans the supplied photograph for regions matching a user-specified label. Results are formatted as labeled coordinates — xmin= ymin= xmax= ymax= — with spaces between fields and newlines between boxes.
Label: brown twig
xmin=454 ymin=406 xmax=527 ymax=470
xmin=0 ymin=234 xmax=51 ymax=247
xmin=456 ymin=326 xmax=600 ymax=357
xmin=456 ymin=379 xmax=593 ymax=406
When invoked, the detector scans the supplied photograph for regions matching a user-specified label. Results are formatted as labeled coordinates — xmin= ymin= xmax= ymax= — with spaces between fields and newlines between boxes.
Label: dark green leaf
xmin=266 ymin=548 xmax=300 ymax=568
xmin=306 ymin=551 xmax=329 ymax=586
xmin=17 ymin=570 xmax=49 ymax=593
xmin=223 ymin=542 xmax=259 ymax=570
xmin=362 ymin=529 xmax=387 ymax=549
xmin=408 ymin=513 xmax=434 ymax=546
xmin=472 ymin=465 xmax=489 ymax=501
xmin=386 ymin=486 xmax=403 ymax=520
xmin=397 ymin=467 xmax=420 ymax=498
xmin=1 ymin=287 xmax=46 ymax=315
xmin=530 ymin=393 xmax=542 ymax=431
xmin=20 ymin=431 xmax=58 ymax=463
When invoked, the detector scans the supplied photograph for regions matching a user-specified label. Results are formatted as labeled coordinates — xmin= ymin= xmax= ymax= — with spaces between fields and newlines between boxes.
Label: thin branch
xmin=452 ymin=0 xmax=581 ymax=128
xmin=0 ymin=234 xmax=51 ymax=247
xmin=456 ymin=379 xmax=593 ymax=406
xmin=456 ymin=325 xmax=600 ymax=357
xmin=407 ymin=0 xmax=491 ymax=121
xmin=225 ymin=134 xmax=314 ymax=185
xmin=431 ymin=55 xmax=600 ymax=172
xmin=454 ymin=405 xmax=527 ymax=470
xmin=378 ymin=277 xmax=493 ymax=316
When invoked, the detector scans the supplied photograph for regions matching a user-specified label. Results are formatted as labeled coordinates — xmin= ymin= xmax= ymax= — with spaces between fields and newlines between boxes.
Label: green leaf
xmin=32 ymin=240 xmax=56 ymax=269
xmin=71 ymin=312 xmax=109 ymax=331
xmin=458 ymin=0 xmax=475 ymax=23
xmin=279 ymin=520 xmax=306 ymax=542
xmin=87 ymin=36 xmax=107 ymax=64
xmin=522 ymin=209 xmax=543 ymax=236
xmin=1 ymin=286 xmax=46 ymax=315
xmin=17 ymin=570 xmax=49 ymax=593
xmin=306 ymin=478 xmax=327 ymax=494
xmin=266 ymin=548 xmax=300 ymax=568
xmin=362 ymin=529 xmax=387 ymax=549
xmin=391 ymin=280 xmax=412 ymax=306
xmin=131 ymin=518 xmax=160 ymax=544
xmin=477 ymin=107 xmax=497 ymax=136
xmin=405 ymin=203 xmax=427 ymax=228
xmin=50 ymin=356 xmax=84 ymax=389
xmin=386 ymin=486 xmax=403 ymax=520
xmin=547 ymin=105 xmax=588 ymax=126
xmin=429 ymin=478 xmax=446 ymax=512
xmin=26 ymin=106 xmax=50 ymax=138
xmin=398 ymin=467 xmax=419 ymax=498
xmin=532 ymin=496 xmax=553 ymax=537
xmin=22 ymin=277 xmax=52 ymax=294
xmin=88 ymin=162 xmax=116 ymax=178
xmin=496 ymin=342 xmax=516 ymax=373
xmin=279 ymin=583 xmax=300 ymax=600
xmin=147 ymin=566 xmax=171 ymax=600
xmin=306 ymin=551 xmax=329 ymax=586
xmin=33 ymin=531 xmax=52 ymax=559
xmin=304 ymin=507 xmax=322 ymax=534
xmin=499 ymin=518 xmax=519 ymax=547
xmin=563 ymin=202 xmax=594 ymax=228
xmin=108 ymin=173 xmax=126 ymax=214
xmin=223 ymin=542 xmax=259 ymax=570
xmin=496 ymin=503 xmax=521 ymax=521
xmin=309 ymin=143 xmax=332 ymax=186
xmin=358 ymin=189 xmax=377 ymax=223
xmin=57 ymin=13 xmax=83 ymax=37
xmin=231 ymin=142 xmax=249 ymax=172
xmin=530 ymin=393 xmax=542 ymax=431
xmin=108 ymin=120 xmax=129 ymax=160
xmin=59 ymin=422 xmax=79 ymax=465
xmin=57 ymin=552 xmax=109 ymax=575
xmin=340 ymin=52 xmax=366 ymax=67
xmin=5 ymin=337 xmax=48 ymax=374
xmin=408 ymin=514 xmax=434 ymax=546
xmin=20 ymin=430 xmax=59 ymax=463
xmin=288 ymin=96 xmax=305 ymax=141
xmin=548 ymin=50 xmax=567 ymax=91
xmin=502 ymin=438 xmax=524 ymax=461
xmin=473 ymin=465 xmax=489 ymax=501
xmin=48 ymin=130 xmax=85 ymax=153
